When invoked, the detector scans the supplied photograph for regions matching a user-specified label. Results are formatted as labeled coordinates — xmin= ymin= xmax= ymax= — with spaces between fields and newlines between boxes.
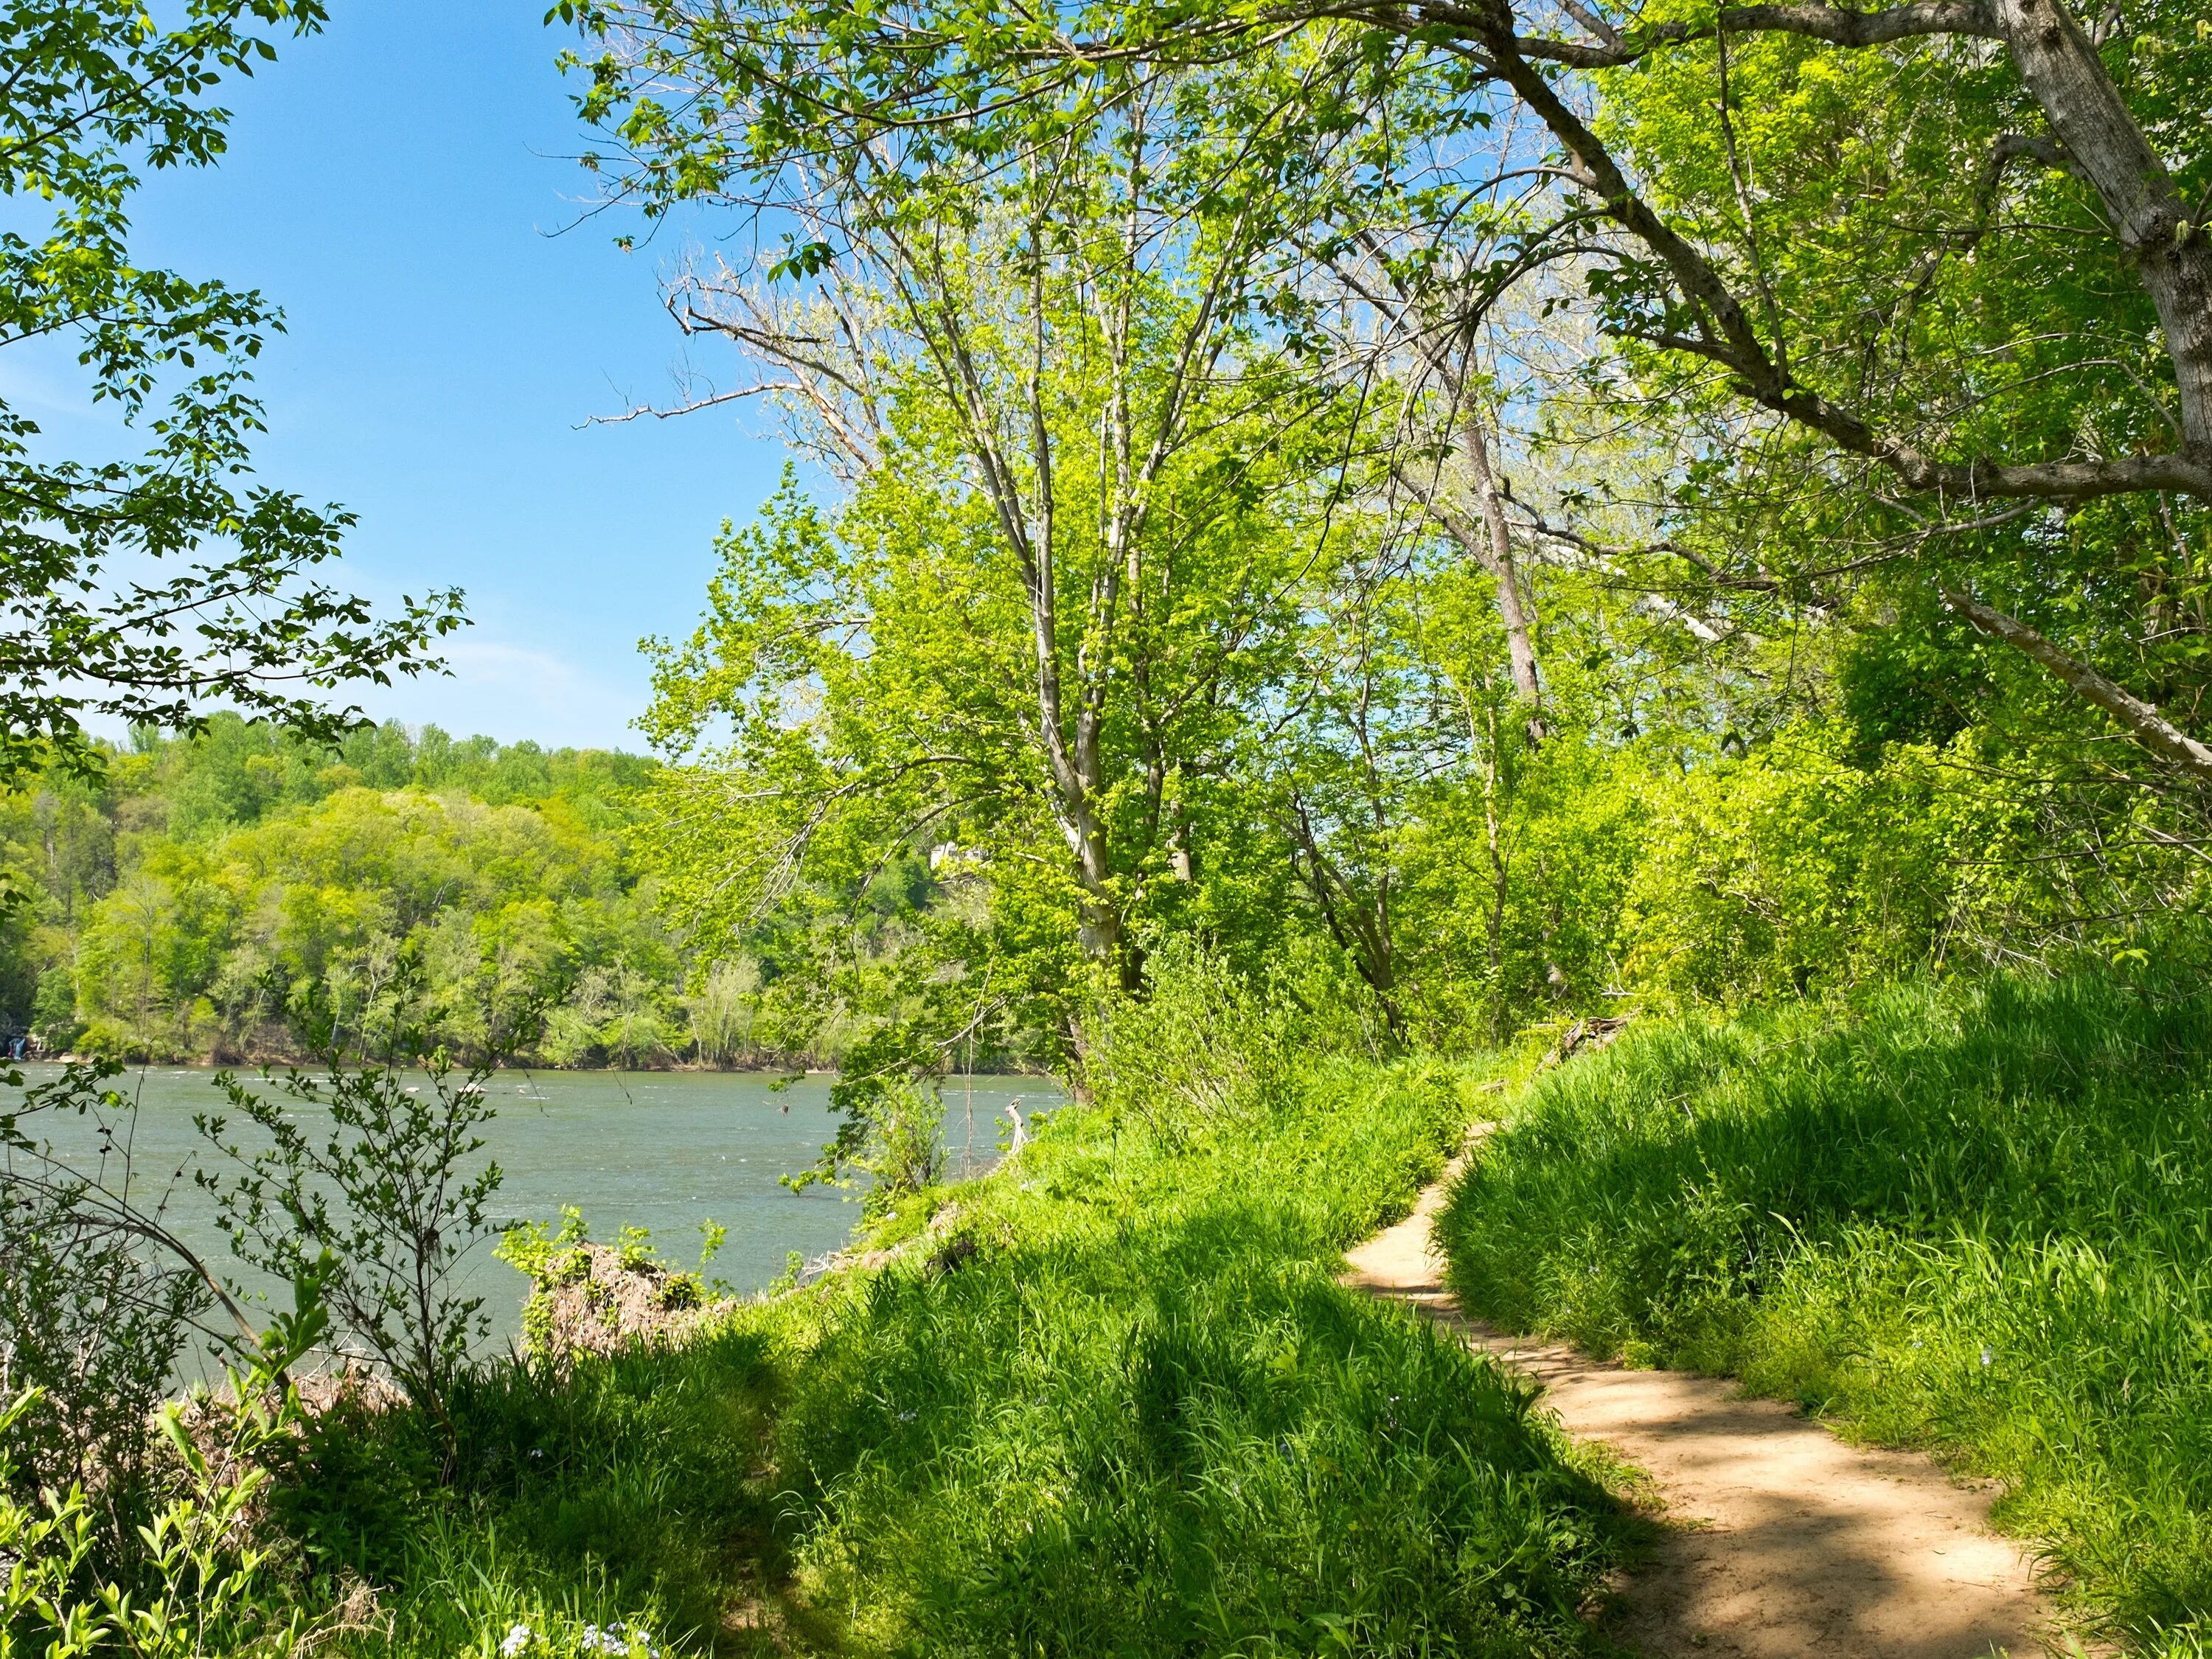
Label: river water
xmin=4 ymin=1064 xmax=1060 ymax=1364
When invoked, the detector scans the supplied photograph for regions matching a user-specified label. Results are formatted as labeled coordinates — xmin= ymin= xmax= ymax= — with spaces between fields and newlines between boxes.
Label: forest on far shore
xmin=0 ymin=714 xmax=871 ymax=1071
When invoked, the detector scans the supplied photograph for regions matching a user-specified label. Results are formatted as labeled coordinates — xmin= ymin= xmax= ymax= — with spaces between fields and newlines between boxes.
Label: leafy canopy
xmin=0 ymin=0 xmax=464 ymax=785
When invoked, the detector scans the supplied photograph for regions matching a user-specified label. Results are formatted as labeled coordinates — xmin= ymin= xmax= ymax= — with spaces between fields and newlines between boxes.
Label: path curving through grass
xmin=1344 ymin=1148 xmax=2058 ymax=1658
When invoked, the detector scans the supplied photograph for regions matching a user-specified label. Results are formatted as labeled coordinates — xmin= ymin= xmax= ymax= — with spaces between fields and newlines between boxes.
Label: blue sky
xmin=35 ymin=6 xmax=793 ymax=751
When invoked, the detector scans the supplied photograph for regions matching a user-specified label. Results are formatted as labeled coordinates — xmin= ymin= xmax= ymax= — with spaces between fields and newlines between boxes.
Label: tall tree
xmin=591 ymin=53 xmax=1363 ymax=993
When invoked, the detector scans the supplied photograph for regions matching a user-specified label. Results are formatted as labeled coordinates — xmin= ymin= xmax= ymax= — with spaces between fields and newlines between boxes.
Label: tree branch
xmin=1944 ymin=588 xmax=2212 ymax=783
xmin=1388 ymin=0 xmax=2001 ymax=66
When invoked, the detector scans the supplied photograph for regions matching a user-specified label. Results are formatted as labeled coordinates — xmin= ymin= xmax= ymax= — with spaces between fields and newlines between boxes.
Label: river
xmin=4 ymin=1063 xmax=1060 ymax=1367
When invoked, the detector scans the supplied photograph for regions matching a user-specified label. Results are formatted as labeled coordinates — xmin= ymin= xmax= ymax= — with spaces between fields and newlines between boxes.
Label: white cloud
xmin=355 ymin=636 xmax=650 ymax=751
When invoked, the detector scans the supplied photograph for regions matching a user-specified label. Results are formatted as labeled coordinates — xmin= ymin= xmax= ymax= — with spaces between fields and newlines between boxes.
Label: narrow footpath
xmin=1343 ymin=1149 xmax=2059 ymax=1658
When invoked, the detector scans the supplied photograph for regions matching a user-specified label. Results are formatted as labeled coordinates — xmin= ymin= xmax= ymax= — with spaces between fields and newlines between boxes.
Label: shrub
xmin=198 ymin=957 xmax=514 ymax=1453
xmin=1082 ymin=934 xmax=1299 ymax=1145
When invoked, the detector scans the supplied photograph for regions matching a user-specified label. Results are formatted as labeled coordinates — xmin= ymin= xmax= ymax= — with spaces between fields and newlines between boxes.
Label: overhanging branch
xmin=1944 ymin=588 xmax=2212 ymax=784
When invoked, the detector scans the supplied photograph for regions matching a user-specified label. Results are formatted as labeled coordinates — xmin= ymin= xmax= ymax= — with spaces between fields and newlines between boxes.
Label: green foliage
xmin=495 ymin=1207 xmax=597 ymax=1360
xmin=1386 ymin=714 xmax=2212 ymax=1026
xmin=0 ymin=1270 xmax=327 ymax=1659
xmin=257 ymin=1054 xmax=1632 ymax=1658
xmin=198 ymin=956 xmax=516 ymax=1433
xmin=0 ymin=0 xmax=462 ymax=785
xmin=28 ymin=969 xmax=82 ymax=1054
xmin=0 ymin=717 xmax=709 ymax=1068
xmin=1 ymin=1382 xmax=304 ymax=1659
xmin=776 ymin=1023 xmax=950 ymax=1211
xmin=1436 ymin=968 xmax=2212 ymax=1647
xmin=1082 ymin=933 xmax=1301 ymax=1146
xmin=563 ymin=0 xmax=2212 ymax=1079
xmin=560 ymin=0 xmax=2212 ymax=1070
xmin=762 ymin=1120 xmax=1612 ymax=1655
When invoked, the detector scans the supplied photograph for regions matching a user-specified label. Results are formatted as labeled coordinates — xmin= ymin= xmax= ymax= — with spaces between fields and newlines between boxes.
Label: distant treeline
xmin=0 ymin=716 xmax=807 ymax=1069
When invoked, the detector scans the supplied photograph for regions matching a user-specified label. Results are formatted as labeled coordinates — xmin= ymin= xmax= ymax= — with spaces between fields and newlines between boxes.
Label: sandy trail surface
xmin=1343 ymin=1154 xmax=2057 ymax=1658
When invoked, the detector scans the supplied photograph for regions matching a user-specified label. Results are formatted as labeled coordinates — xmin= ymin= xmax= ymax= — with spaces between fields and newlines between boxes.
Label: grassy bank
xmin=1436 ymin=970 xmax=2212 ymax=1653
xmin=279 ymin=1060 xmax=1633 ymax=1658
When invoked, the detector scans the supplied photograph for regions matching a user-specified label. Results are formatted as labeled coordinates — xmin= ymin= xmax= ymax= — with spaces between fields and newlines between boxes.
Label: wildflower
xmin=575 ymin=1622 xmax=657 ymax=1658
xmin=1980 ymin=1346 xmax=1994 ymax=1367
xmin=501 ymin=1625 xmax=532 ymax=1658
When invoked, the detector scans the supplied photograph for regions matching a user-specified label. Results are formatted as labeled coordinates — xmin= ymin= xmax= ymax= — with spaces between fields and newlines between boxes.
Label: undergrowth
xmin=1435 ymin=968 xmax=2212 ymax=1655
xmin=278 ymin=1060 xmax=1634 ymax=1658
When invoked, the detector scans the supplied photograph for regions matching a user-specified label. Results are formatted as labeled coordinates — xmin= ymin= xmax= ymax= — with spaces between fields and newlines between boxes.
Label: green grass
xmin=280 ymin=1060 xmax=1635 ymax=1658
xmin=1434 ymin=970 xmax=2212 ymax=1655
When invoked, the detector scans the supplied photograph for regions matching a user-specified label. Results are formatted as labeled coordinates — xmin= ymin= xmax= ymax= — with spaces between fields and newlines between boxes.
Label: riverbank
xmin=250 ymin=1055 xmax=1638 ymax=1657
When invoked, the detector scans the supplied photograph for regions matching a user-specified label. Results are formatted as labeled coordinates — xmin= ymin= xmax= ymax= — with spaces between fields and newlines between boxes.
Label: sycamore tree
xmin=0 ymin=0 xmax=463 ymax=789
xmin=591 ymin=53 xmax=1377 ymax=1045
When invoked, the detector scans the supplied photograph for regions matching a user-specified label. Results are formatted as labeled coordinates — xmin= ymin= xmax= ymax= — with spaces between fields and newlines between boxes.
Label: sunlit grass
xmin=283 ymin=1060 xmax=1637 ymax=1657
xmin=1435 ymin=970 xmax=2212 ymax=1653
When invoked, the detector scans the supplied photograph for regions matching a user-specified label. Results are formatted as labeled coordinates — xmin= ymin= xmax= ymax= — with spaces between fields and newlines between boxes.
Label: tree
xmin=611 ymin=61 xmax=1368 ymax=1001
xmin=558 ymin=0 xmax=2212 ymax=791
xmin=0 ymin=0 xmax=464 ymax=787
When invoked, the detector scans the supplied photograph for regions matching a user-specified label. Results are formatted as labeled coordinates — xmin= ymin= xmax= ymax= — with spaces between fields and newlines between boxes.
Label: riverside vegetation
xmin=319 ymin=1041 xmax=1636 ymax=1659
xmin=6 ymin=962 xmax=1644 ymax=1659
xmin=1437 ymin=970 xmax=2212 ymax=1655
xmin=10 ymin=0 xmax=2212 ymax=1654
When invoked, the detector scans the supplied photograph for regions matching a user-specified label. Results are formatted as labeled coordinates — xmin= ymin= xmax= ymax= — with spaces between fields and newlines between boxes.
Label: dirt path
xmin=1343 ymin=1154 xmax=2058 ymax=1658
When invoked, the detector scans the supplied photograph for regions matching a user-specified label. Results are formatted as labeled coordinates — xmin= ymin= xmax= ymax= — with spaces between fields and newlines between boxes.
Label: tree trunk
xmin=1992 ymin=0 xmax=2212 ymax=461
xmin=1459 ymin=411 xmax=1545 ymax=726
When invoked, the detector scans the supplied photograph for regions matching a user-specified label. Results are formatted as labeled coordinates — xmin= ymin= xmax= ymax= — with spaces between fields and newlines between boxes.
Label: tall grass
xmin=1435 ymin=970 xmax=2212 ymax=1652
xmin=282 ymin=1061 xmax=1634 ymax=1658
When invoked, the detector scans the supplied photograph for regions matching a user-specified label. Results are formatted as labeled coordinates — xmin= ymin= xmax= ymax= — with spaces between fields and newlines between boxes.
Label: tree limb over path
xmin=1023 ymin=0 xmax=2208 ymax=503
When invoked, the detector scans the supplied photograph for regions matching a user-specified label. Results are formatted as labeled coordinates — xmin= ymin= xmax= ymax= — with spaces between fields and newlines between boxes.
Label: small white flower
xmin=1980 ymin=1346 xmax=1994 ymax=1367
xmin=500 ymin=1624 xmax=532 ymax=1658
